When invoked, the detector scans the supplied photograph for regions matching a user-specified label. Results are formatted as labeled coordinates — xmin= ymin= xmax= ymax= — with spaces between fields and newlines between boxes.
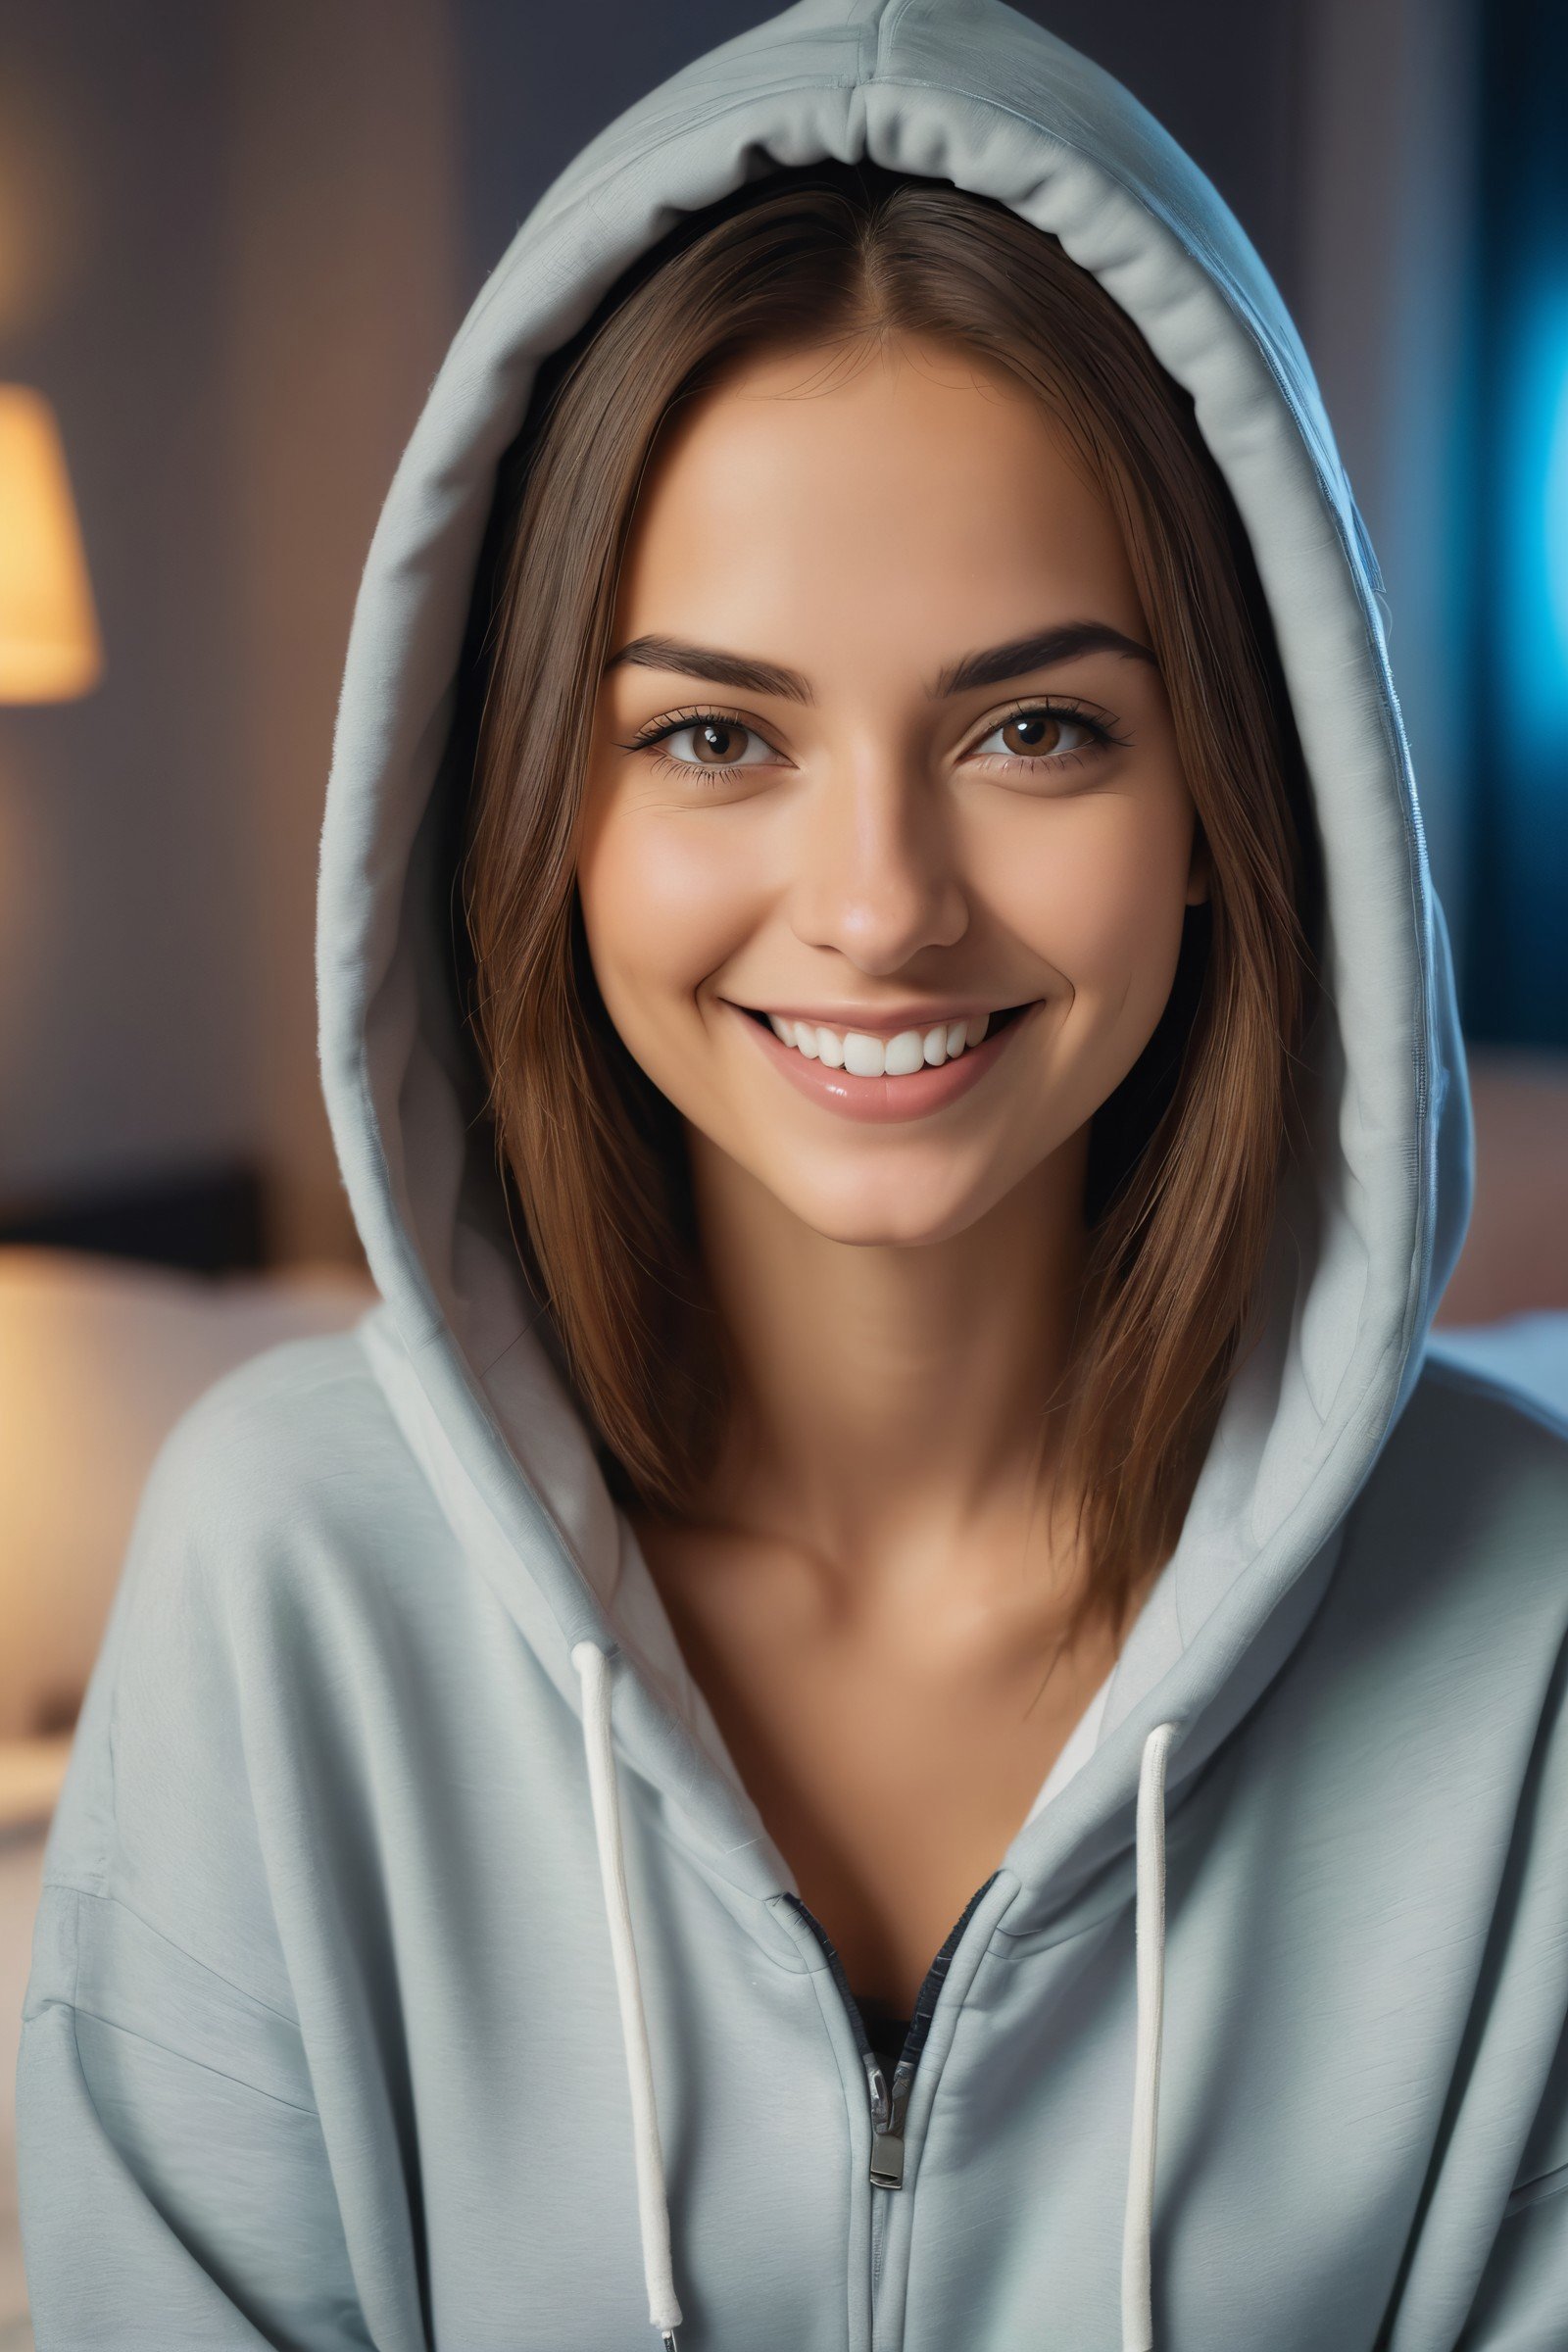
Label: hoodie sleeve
xmin=18 ymin=1887 xmax=373 ymax=2350
xmin=14 ymin=1350 xmax=381 ymax=2351
xmin=1456 ymin=2169 xmax=1568 ymax=2350
xmin=1449 ymin=1544 xmax=1568 ymax=2352
xmin=1456 ymin=2055 xmax=1568 ymax=2349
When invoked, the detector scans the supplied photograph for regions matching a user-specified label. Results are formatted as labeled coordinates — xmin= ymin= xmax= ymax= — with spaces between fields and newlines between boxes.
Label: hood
xmin=316 ymin=3 xmax=1473 ymax=2342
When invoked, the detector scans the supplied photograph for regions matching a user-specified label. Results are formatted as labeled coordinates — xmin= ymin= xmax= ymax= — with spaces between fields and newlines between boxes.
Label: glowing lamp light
xmin=0 ymin=385 xmax=103 ymax=703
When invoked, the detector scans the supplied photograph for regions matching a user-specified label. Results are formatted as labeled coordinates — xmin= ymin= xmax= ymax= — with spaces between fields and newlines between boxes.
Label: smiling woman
xmin=21 ymin=10 xmax=1568 ymax=2349
xmin=461 ymin=165 xmax=1321 ymax=1675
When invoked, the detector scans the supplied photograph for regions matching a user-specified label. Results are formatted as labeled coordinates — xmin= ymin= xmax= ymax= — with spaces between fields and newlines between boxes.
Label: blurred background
xmin=0 ymin=0 xmax=1564 ymax=2336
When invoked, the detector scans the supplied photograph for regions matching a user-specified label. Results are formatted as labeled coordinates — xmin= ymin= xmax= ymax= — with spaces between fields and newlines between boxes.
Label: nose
xmin=787 ymin=741 xmax=968 ymax=974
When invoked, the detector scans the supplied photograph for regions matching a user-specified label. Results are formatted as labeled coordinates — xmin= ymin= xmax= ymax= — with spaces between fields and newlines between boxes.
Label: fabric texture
xmin=17 ymin=2 xmax=1568 ymax=2346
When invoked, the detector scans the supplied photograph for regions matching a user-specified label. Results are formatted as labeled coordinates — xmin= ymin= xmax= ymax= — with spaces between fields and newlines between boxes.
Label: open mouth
xmin=740 ymin=1000 xmax=1034 ymax=1075
xmin=733 ymin=997 xmax=1042 ymax=1126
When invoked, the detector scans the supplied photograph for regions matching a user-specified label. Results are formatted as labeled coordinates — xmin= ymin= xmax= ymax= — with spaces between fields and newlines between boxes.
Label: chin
xmin=775 ymin=1169 xmax=997 ymax=1251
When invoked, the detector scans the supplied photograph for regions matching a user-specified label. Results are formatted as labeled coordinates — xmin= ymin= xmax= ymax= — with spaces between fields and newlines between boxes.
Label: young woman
xmin=20 ymin=4 xmax=1568 ymax=2348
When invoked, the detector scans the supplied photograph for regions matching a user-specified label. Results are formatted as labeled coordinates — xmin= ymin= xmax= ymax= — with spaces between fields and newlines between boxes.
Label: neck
xmin=681 ymin=1128 xmax=1093 ymax=1606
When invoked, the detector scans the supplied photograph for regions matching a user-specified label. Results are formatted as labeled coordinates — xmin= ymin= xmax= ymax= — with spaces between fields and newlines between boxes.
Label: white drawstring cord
xmin=1121 ymin=1719 xmax=1180 ymax=2352
xmin=574 ymin=1633 xmax=1176 ymax=2352
xmin=571 ymin=1641 xmax=683 ymax=2348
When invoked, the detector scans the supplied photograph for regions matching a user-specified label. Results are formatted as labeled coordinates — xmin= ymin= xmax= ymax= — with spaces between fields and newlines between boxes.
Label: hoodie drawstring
xmin=1123 ymin=1719 xmax=1180 ymax=2352
xmin=574 ymin=1638 xmax=1179 ymax=2352
xmin=571 ymin=1641 xmax=684 ymax=2349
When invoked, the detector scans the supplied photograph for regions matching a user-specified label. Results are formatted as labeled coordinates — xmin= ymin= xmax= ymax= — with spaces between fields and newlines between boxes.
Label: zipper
xmin=780 ymin=1870 xmax=1003 ymax=2191
xmin=782 ymin=1875 xmax=1002 ymax=2341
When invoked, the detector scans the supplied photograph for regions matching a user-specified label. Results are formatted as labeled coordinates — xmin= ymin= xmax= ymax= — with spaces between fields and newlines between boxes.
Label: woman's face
xmin=578 ymin=333 xmax=1206 ymax=1249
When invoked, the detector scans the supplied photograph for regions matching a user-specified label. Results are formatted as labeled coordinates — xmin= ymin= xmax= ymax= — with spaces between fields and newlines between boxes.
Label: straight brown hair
xmin=457 ymin=160 xmax=1321 ymax=1656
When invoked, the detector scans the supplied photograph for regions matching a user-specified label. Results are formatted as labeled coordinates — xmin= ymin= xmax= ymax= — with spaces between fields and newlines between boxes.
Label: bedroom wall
xmin=1295 ymin=0 xmax=1478 ymax=963
xmin=0 ymin=7 xmax=249 ymax=1208
xmin=0 ymin=0 xmax=462 ymax=1265
xmin=220 ymin=0 xmax=462 ymax=1262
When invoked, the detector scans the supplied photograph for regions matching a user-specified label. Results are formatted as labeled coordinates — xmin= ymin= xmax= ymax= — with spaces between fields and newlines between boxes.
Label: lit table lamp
xmin=0 ymin=384 xmax=102 ymax=702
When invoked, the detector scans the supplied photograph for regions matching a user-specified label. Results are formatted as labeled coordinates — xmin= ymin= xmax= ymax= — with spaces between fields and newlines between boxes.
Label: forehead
xmin=607 ymin=337 xmax=1148 ymax=674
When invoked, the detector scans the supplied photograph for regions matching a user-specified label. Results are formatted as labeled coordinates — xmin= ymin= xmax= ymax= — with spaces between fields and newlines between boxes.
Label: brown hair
xmin=456 ymin=160 xmax=1320 ymax=1655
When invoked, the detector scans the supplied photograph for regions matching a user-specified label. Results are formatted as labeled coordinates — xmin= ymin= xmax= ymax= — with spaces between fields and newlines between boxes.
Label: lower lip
xmin=732 ymin=1003 xmax=1038 ymax=1124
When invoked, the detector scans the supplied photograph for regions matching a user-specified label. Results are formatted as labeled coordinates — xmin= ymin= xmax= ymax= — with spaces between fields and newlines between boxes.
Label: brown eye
xmin=690 ymin=718 xmax=749 ymax=765
xmin=1001 ymin=710 xmax=1067 ymax=757
xmin=970 ymin=706 xmax=1105 ymax=764
xmin=630 ymin=711 xmax=778 ymax=780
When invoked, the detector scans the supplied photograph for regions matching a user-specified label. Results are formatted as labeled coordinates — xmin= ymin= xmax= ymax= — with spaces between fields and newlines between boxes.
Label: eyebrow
xmin=603 ymin=620 xmax=1157 ymax=704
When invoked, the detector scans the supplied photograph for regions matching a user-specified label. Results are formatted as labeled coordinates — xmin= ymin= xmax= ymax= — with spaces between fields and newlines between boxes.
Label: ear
xmin=1185 ymin=820 xmax=1211 ymax=907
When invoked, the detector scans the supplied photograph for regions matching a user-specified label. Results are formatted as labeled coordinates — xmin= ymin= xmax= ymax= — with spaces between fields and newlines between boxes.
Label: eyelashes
xmin=617 ymin=698 xmax=1130 ymax=788
xmin=619 ymin=707 xmax=779 ymax=784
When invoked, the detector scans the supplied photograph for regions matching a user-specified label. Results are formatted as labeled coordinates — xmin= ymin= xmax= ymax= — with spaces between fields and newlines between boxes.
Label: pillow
xmin=0 ymin=1247 xmax=378 ymax=1756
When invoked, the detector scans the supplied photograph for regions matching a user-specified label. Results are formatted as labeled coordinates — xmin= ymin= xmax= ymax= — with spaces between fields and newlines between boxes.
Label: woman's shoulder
xmin=142 ymin=1322 xmax=434 ymax=1551
xmin=40 ymin=1329 xmax=463 ymax=1984
xmin=1393 ymin=1341 xmax=1568 ymax=1512
xmin=84 ymin=1327 xmax=458 ymax=1744
xmin=100 ymin=1322 xmax=469 ymax=1685
xmin=1335 ymin=1344 xmax=1568 ymax=1667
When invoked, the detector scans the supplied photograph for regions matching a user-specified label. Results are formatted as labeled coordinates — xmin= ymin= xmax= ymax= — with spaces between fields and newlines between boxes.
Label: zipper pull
xmin=864 ymin=2053 xmax=911 ymax=2188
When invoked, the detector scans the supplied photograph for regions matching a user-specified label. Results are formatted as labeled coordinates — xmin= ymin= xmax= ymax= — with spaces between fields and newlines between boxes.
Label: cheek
xmin=992 ymin=794 xmax=1194 ymax=1021
xmin=575 ymin=807 xmax=765 ymax=1027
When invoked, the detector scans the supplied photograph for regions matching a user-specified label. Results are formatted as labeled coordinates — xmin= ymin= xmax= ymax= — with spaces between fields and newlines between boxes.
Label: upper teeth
xmin=764 ymin=1011 xmax=992 ymax=1075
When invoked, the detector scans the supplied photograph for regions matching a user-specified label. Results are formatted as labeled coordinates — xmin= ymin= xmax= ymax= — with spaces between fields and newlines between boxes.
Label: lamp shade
xmin=0 ymin=385 xmax=103 ymax=702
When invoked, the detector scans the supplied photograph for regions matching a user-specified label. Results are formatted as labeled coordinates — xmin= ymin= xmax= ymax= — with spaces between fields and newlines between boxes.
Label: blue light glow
xmin=1500 ymin=286 xmax=1568 ymax=755
xmin=1546 ymin=342 xmax=1568 ymax=672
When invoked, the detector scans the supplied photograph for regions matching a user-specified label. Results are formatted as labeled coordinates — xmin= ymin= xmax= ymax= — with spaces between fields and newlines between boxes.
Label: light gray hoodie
xmin=18 ymin=3 xmax=1568 ymax=2346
